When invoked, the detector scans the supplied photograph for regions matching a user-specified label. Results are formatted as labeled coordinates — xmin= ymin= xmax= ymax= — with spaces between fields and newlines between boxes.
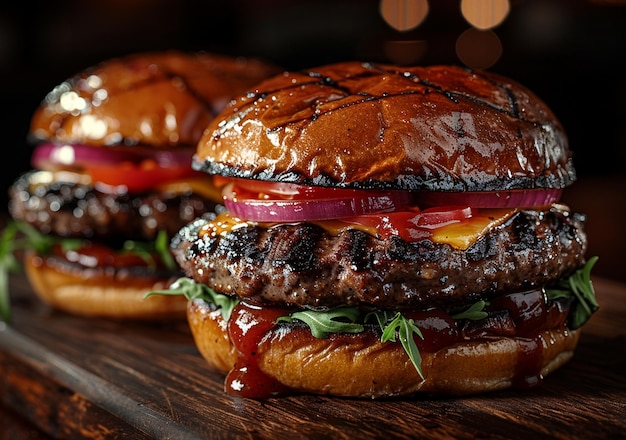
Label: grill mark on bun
xmin=197 ymin=62 xmax=574 ymax=191
xmin=234 ymin=64 xmax=527 ymax=135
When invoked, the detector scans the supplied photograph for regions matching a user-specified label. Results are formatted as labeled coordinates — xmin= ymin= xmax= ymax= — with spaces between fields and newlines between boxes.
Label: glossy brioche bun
xmin=23 ymin=250 xmax=187 ymax=320
xmin=30 ymin=50 xmax=279 ymax=149
xmin=195 ymin=62 xmax=575 ymax=192
xmin=187 ymin=299 xmax=580 ymax=397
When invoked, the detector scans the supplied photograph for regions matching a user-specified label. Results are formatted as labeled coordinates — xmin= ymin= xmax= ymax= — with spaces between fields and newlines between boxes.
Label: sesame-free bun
xmin=30 ymin=50 xmax=279 ymax=149
xmin=23 ymin=250 xmax=187 ymax=320
xmin=195 ymin=62 xmax=575 ymax=192
xmin=187 ymin=299 xmax=580 ymax=398
xmin=16 ymin=51 xmax=279 ymax=321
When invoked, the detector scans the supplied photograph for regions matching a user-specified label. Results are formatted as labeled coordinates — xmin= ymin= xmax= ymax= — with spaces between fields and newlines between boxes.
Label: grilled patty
xmin=172 ymin=206 xmax=588 ymax=310
xmin=9 ymin=170 xmax=217 ymax=242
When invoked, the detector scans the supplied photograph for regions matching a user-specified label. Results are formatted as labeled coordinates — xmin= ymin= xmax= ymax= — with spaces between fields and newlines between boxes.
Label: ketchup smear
xmin=225 ymin=302 xmax=292 ymax=398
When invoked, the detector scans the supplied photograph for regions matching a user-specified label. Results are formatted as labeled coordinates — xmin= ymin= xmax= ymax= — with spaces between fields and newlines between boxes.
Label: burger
xmin=7 ymin=50 xmax=279 ymax=320
xmin=158 ymin=62 xmax=598 ymax=398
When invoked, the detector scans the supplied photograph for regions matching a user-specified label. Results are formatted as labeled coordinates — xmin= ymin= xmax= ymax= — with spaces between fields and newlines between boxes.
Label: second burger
xmin=7 ymin=50 xmax=279 ymax=320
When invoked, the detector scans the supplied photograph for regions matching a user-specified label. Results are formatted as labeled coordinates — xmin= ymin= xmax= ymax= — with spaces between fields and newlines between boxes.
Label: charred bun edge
xmin=195 ymin=62 xmax=576 ymax=192
xmin=23 ymin=250 xmax=187 ymax=320
xmin=187 ymin=299 xmax=580 ymax=398
xmin=192 ymin=157 xmax=576 ymax=192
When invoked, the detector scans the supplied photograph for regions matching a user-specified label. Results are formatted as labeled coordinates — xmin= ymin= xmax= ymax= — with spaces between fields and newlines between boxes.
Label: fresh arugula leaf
xmin=547 ymin=256 xmax=599 ymax=330
xmin=451 ymin=300 xmax=489 ymax=320
xmin=0 ymin=222 xmax=25 ymax=323
xmin=277 ymin=307 xmax=364 ymax=338
xmin=145 ymin=277 xmax=239 ymax=321
xmin=379 ymin=312 xmax=424 ymax=379
xmin=365 ymin=309 xmax=396 ymax=329
xmin=122 ymin=230 xmax=176 ymax=270
xmin=1 ymin=222 xmax=22 ymax=271
xmin=154 ymin=230 xmax=177 ymax=270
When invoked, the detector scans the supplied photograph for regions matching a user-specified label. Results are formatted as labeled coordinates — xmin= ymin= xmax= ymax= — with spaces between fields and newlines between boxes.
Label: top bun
xmin=30 ymin=50 xmax=280 ymax=149
xmin=195 ymin=62 xmax=575 ymax=191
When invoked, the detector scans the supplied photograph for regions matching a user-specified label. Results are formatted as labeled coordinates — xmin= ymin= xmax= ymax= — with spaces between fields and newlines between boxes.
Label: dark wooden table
xmin=1 ymin=271 xmax=624 ymax=440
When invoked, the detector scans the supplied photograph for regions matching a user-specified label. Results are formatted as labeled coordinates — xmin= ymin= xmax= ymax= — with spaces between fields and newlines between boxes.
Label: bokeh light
xmin=460 ymin=0 xmax=510 ymax=30
xmin=455 ymin=28 xmax=502 ymax=69
xmin=380 ymin=0 xmax=429 ymax=32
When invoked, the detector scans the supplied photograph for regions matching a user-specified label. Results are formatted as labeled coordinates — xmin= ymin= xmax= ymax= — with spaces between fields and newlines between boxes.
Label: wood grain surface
xmin=1 ymin=273 xmax=624 ymax=440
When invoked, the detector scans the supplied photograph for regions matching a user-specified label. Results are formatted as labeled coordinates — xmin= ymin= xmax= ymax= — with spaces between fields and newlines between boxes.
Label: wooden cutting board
xmin=1 ymin=273 xmax=624 ymax=439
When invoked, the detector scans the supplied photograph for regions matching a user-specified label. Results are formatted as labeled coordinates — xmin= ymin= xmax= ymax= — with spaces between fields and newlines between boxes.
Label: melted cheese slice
xmin=27 ymin=170 xmax=92 ymax=188
xmin=155 ymin=176 xmax=222 ymax=201
xmin=200 ymin=208 xmax=518 ymax=250
xmin=429 ymin=208 xmax=515 ymax=249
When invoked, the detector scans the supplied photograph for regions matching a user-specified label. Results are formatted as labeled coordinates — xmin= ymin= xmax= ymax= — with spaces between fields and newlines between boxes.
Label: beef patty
xmin=9 ymin=170 xmax=217 ymax=242
xmin=172 ymin=206 xmax=588 ymax=310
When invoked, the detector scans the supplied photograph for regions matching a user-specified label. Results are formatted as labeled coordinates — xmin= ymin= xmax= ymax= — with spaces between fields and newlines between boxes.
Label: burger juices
xmin=155 ymin=62 xmax=598 ymax=398
xmin=6 ymin=50 xmax=278 ymax=320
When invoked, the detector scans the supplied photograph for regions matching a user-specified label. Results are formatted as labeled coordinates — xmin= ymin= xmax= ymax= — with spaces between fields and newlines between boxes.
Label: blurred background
xmin=1 ymin=0 xmax=625 ymax=279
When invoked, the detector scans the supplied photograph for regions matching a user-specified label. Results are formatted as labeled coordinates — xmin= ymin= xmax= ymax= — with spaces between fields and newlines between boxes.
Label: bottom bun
xmin=24 ymin=250 xmax=187 ymax=320
xmin=188 ymin=299 xmax=581 ymax=398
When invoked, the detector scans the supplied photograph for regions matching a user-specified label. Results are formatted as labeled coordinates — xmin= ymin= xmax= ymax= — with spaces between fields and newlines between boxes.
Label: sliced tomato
xmin=415 ymin=206 xmax=473 ymax=228
xmin=214 ymin=176 xmax=303 ymax=198
xmin=85 ymin=160 xmax=202 ymax=193
xmin=343 ymin=206 xmax=473 ymax=241
xmin=342 ymin=209 xmax=426 ymax=241
xmin=219 ymin=176 xmax=404 ymax=202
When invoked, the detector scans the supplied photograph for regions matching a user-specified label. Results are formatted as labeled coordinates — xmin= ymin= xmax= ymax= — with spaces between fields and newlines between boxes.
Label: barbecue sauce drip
xmin=512 ymin=338 xmax=544 ymax=388
xmin=488 ymin=289 xmax=555 ymax=389
xmin=404 ymin=309 xmax=460 ymax=351
xmin=225 ymin=302 xmax=291 ymax=398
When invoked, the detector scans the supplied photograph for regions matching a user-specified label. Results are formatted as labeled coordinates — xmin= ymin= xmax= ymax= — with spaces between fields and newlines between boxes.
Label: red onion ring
xmin=412 ymin=189 xmax=562 ymax=209
xmin=224 ymin=191 xmax=413 ymax=222
xmin=31 ymin=143 xmax=195 ymax=171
